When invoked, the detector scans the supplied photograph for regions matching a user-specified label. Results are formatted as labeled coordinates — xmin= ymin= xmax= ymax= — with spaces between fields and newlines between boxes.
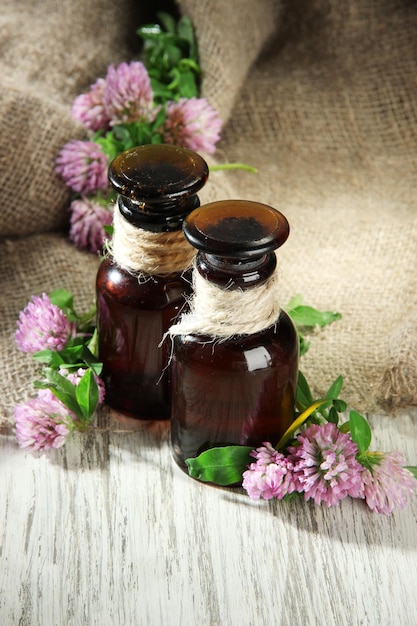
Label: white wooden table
xmin=1 ymin=408 xmax=416 ymax=626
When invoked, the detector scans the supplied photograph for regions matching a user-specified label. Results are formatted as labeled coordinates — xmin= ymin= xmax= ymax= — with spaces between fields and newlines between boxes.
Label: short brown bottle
xmin=169 ymin=199 xmax=299 ymax=469
xmin=96 ymin=144 xmax=209 ymax=419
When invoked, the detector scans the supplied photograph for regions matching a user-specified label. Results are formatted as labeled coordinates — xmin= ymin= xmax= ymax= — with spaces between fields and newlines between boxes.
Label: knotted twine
xmin=110 ymin=206 xmax=196 ymax=277
xmin=169 ymin=260 xmax=281 ymax=339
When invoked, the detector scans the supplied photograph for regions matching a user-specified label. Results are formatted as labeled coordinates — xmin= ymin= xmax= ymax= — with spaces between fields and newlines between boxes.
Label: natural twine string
xmin=111 ymin=207 xmax=196 ymax=276
xmin=169 ymin=264 xmax=281 ymax=338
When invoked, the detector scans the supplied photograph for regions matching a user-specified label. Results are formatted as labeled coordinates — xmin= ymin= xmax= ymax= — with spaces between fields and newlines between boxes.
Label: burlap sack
xmin=1 ymin=0 xmax=416 ymax=424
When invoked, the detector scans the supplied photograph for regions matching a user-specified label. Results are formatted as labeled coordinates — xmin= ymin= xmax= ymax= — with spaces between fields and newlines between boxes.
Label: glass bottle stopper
xmin=183 ymin=199 xmax=290 ymax=289
xmin=108 ymin=144 xmax=209 ymax=232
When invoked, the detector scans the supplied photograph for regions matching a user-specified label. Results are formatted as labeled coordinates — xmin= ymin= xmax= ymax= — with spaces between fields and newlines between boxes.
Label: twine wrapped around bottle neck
xmin=169 ymin=264 xmax=281 ymax=338
xmin=110 ymin=207 xmax=196 ymax=276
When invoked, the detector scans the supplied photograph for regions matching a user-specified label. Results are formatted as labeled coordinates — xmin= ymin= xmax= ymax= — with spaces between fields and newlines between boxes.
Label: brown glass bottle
xmin=96 ymin=144 xmax=208 ymax=419
xmin=170 ymin=200 xmax=299 ymax=469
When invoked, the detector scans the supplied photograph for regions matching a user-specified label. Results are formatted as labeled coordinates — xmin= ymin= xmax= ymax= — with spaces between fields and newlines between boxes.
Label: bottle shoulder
xmin=172 ymin=309 xmax=299 ymax=369
xmin=96 ymin=256 xmax=192 ymax=307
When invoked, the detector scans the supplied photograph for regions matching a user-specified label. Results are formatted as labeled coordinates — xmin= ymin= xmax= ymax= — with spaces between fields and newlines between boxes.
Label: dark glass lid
xmin=183 ymin=200 xmax=290 ymax=259
xmin=108 ymin=144 xmax=209 ymax=203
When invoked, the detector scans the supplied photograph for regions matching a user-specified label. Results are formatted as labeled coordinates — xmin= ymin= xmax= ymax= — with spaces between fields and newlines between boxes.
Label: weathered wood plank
xmin=0 ymin=410 xmax=416 ymax=626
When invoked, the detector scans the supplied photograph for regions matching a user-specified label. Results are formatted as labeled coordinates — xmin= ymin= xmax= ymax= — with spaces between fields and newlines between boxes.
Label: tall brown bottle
xmin=169 ymin=199 xmax=299 ymax=468
xmin=96 ymin=144 xmax=208 ymax=419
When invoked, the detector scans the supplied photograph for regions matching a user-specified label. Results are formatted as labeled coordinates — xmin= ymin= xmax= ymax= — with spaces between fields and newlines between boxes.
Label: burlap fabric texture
xmin=1 ymin=0 xmax=416 ymax=425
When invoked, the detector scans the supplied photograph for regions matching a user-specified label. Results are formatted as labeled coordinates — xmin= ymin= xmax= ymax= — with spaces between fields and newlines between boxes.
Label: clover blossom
xmin=162 ymin=97 xmax=222 ymax=154
xmin=15 ymin=293 xmax=73 ymax=353
xmin=55 ymin=139 xmax=108 ymax=195
xmin=288 ymin=422 xmax=364 ymax=507
xmin=103 ymin=61 xmax=155 ymax=125
xmin=72 ymin=77 xmax=110 ymax=132
xmin=242 ymin=442 xmax=295 ymax=500
xmin=360 ymin=451 xmax=417 ymax=515
xmin=14 ymin=389 xmax=76 ymax=452
xmin=59 ymin=367 xmax=106 ymax=405
xmin=69 ymin=198 xmax=113 ymax=253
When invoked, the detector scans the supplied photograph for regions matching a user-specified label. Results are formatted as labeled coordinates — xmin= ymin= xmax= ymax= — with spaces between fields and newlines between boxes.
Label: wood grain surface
xmin=1 ymin=409 xmax=416 ymax=626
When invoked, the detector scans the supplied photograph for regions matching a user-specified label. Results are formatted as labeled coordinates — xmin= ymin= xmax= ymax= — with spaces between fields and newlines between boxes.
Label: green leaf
xmin=156 ymin=11 xmax=177 ymax=34
xmin=286 ymin=294 xmax=303 ymax=309
xmin=133 ymin=123 xmax=153 ymax=146
xmin=177 ymin=70 xmax=199 ymax=98
xmin=44 ymin=368 xmax=76 ymax=394
xmin=185 ymin=446 xmax=253 ymax=486
xmin=90 ymin=362 xmax=103 ymax=376
xmin=349 ymin=410 xmax=372 ymax=454
xmin=32 ymin=349 xmax=65 ymax=367
xmin=76 ymin=369 xmax=99 ymax=421
xmin=81 ymin=348 xmax=102 ymax=375
xmin=327 ymin=406 xmax=339 ymax=424
xmin=318 ymin=375 xmax=346 ymax=420
xmin=178 ymin=58 xmax=200 ymax=74
xmin=298 ymin=334 xmax=310 ymax=357
xmin=59 ymin=344 xmax=85 ymax=362
xmin=54 ymin=363 xmax=85 ymax=372
xmin=177 ymin=16 xmax=197 ymax=57
xmin=48 ymin=387 xmax=80 ymax=417
xmin=151 ymin=133 xmax=163 ymax=144
xmin=41 ymin=368 xmax=83 ymax=418
xmin=295 ymin=370 xmax=314 ymax=410
xmin=33 ymin=379 xmax=52 ymax=390
xmin=49 ymin=288 xmax=74 ymax=312
xmin=112 ymin=125 xmax=133 ymax=145
xmin=166 ymin=66 xmax=181 ymax=90
xmin=405 ymin=466 xmax=417 ymax=479
xmin=165 ymin=44 xmax=182 ymax=67
xmin=285 ymin=297 xmax=342 ymax=358
xmin=95 ymin=131 xmax=124 ymax=161
xmin=151 ymin=103 xmax=167 ymax=129
xmin=87 ymin=329 xmax=99 ymax=360
xmin=288 ymin=305 xmax=342 ymax=329
xmin=332 ymin=399 xmax=348 ymax=413
xmin=149 ymin=78 xmax=173 ymax=101
xmin=325 ymin=375 xmax=344 ymax=400
xmin=339 ymin=421 xmax=351 ymax=434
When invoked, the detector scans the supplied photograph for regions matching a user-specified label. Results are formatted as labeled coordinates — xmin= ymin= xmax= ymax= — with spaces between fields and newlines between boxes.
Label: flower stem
xmin=210 ymin=163 xmax=258 ymax=174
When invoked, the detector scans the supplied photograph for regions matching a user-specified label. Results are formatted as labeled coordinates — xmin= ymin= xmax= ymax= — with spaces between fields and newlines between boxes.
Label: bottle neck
xmin=169 ymin=267 xmax=281 ymax=338
xmin=118 ymin=194 xmax=200 ymax=233
xmin=111 ymin=207 xmax=195 ymax=276
xmin=196 ymin=251 xmax=277 ymax=290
